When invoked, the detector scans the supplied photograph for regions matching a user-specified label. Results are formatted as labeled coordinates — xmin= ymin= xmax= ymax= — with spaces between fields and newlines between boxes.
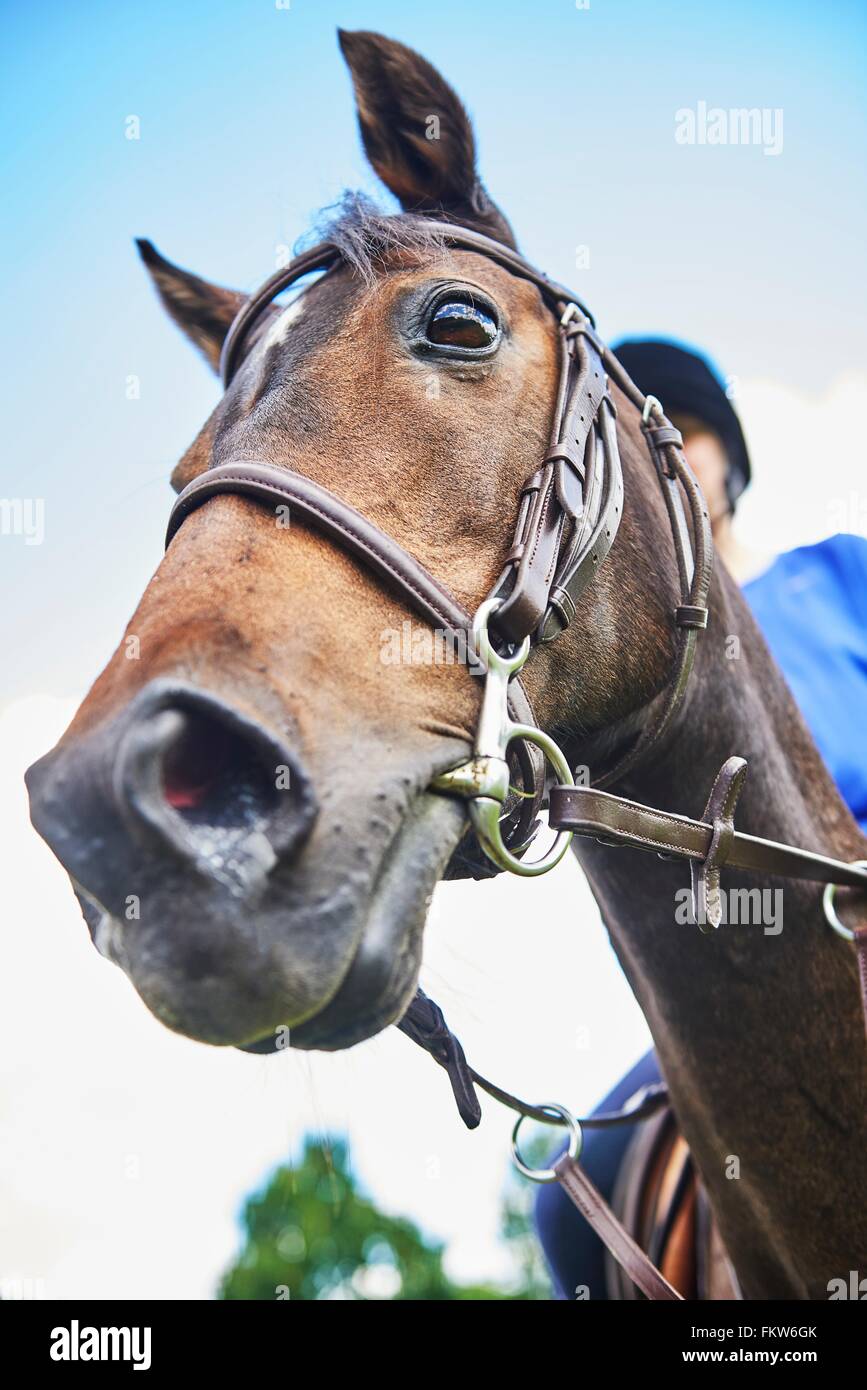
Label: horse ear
xmin=136 ymin=240 xmax=244 ymax=373
xmin=338 ymin=29 xmax=517 ymax=247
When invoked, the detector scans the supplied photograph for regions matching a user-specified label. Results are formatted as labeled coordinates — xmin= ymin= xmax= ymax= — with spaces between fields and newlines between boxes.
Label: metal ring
xmin=470 ymin=805 xmax=573 ymax=877
xmin=471 ymin=597 xmax=529 ymax=676
xmin=464 ymin=598 xmax=574 ymax=876
xmin=823 ymin=861 xmax=867 ymax=942
xmin=469 ymin=721 xmax=574 ymax=877
xmin=641 ymin=394 xmax=664 ymax=423
xmin=511 ymin=1103 xmax=583 ymax=1184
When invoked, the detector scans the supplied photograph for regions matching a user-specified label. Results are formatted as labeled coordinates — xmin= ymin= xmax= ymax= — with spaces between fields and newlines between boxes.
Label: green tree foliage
xmin=219 ymin=1134 xmax=551 ymax=1301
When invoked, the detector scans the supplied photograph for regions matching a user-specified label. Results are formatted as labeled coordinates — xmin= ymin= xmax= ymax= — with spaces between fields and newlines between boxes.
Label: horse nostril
xmin=114 ymin=686 xmax=316 ymax=890
xmin=161 ymin=708 xmax=279 ymax=823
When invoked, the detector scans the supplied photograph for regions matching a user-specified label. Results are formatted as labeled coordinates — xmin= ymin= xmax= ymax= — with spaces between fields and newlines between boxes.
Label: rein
xmin=166 ymin=217 xmax=867 ymax=1301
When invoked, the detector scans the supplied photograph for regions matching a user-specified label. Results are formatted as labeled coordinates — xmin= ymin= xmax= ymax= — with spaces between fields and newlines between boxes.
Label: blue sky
xmin=2 ymin=0 xmax=865 ymax=700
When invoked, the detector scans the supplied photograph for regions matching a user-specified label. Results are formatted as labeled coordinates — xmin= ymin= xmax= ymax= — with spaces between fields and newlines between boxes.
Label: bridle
xmin=165 ymin=217 xmax=867 ymax=1300
xmin=167 ymin=218 xmax=713 ymax=872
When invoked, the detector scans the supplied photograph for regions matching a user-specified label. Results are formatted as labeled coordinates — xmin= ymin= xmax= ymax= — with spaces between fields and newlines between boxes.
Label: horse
xmin=25 ymin=29 xmax=867 ymax=1299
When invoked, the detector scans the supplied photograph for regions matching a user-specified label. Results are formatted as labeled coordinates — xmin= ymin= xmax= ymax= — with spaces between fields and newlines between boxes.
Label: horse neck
xmin=572 ymin=566 xmax=867 ymax=1298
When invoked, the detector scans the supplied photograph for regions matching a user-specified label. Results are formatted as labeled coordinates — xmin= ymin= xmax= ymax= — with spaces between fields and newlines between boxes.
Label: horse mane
xmin=311 ymin=192 xmax=449 ymax=284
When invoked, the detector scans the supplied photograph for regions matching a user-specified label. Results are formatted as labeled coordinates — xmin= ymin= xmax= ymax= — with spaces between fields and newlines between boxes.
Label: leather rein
xmin=166 ymin=217 xmax=867 ymax=1301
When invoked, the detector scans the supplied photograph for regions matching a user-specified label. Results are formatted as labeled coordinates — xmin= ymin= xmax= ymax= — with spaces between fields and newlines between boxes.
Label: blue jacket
xmin=743 ymin=533 xmax=867 ymax=832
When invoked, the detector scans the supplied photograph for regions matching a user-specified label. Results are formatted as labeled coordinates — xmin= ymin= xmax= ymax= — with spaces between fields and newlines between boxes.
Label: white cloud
xmin=736 ymin=372 xmax=867 ymax=552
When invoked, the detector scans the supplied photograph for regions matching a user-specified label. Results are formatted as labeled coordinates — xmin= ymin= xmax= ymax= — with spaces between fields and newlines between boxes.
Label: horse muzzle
xmin=26 ymin=679 xmax=317 ymax=905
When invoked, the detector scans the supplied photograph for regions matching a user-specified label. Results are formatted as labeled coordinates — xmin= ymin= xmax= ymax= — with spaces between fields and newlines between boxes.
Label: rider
xmin=535 ymin=337 xmax=867 ymax=1298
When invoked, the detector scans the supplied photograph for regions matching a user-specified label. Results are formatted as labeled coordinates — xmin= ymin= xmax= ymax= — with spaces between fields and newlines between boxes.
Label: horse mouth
xmin=72 ymin=780 xmax=468 ymax=1054
xmin=28 ymin=669 xmax=474 ymax=1052
xmin=245 ymin=788 xmax=468 ymax=1053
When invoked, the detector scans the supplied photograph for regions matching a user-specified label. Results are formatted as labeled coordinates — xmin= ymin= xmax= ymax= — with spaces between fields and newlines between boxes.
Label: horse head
xmin=26 ymin=31 xmax=682 ymax=1052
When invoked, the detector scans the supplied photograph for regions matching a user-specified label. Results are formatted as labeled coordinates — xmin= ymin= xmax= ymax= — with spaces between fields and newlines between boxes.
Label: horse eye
xmin=426 ymin=299 xmax=498 ymax=349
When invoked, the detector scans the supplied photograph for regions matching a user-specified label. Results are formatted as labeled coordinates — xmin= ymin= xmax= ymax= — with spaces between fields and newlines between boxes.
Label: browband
xmin=219 ymin=220 xmax=596 ymax=387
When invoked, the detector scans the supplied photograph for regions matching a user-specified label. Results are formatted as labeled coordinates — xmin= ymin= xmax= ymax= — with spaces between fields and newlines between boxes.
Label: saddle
xmin=606 ymin=1106 xmax=741 ymax=1301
